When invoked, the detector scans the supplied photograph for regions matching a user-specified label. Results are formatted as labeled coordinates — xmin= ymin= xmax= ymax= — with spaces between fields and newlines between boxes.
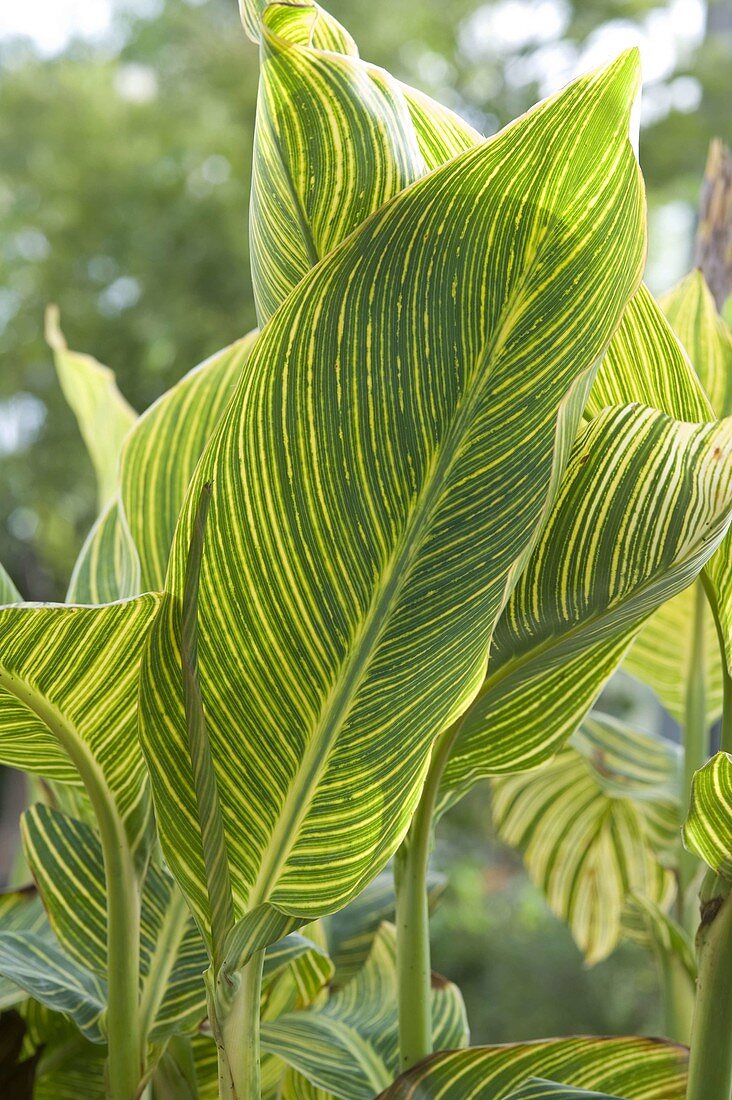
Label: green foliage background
xmin=0 ymin=0 xmax=729 ymax=1048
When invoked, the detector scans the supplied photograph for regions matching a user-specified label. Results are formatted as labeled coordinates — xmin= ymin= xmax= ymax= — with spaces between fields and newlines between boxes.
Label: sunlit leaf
xmin=45 ymin=306 xmax=136 ymax=510
xmin=120 ymin=333 xmax=258 ymax=591
xmin=492 ymin=714 xmax=679 ymax=963
xmin=141 ymin=52 xmax=646 ymax=941
xmin=683 ymin=751 xmax=732 ymax=878
xmin=377 ymin=1036 xmax=687 ymax=1099
xmin=0 ymin=596 xmax=161 ymax=853
xmin=262 ymin=923 xmax=468 ymax=1100
xmin=440 ymin=405 xmax=732 ymax=797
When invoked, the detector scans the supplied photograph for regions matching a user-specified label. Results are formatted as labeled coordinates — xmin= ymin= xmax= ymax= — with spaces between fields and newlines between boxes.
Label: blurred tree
xmin=0 ymin=0 xmax=729 ymax=597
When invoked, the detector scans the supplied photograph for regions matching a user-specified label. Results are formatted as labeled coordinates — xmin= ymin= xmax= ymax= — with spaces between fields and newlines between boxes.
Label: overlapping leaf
xmin=662 ymin=272 xmax=732 ymax=676
xmin=262 ymin=923 xmax=467 ymax=1100
xmin=492 ymin=713 xmax=679 ymax=963
xmin=683 ymin=751 xmax=732 ymax=878
xmin=0 ymin=596 xmax=161 ymax=851
xmin=45 ymin=307 xmax=136 ymax=510
xmin=66 ymin=496 xmax=141 ymax=604
xmin=0 ymin=934 xmax=106 ymax=1042
xmin=328 ymin=870 xmax=444 ymax=985
xmin=377 ymin=1036 xmax=687 ymax=1099
xmin=140 ymin=52 xmax=646 ymax=941
xmin=120 ymin=333 xmax=258 ymax=591
xmin=622 ymin=584 xmax=723 ymax=725
xmin=508 ymin=1085 xmax=621 ymax=1100
xmin=247 ymin=0 xmax=479 ymax=322
xmin=21 ymin=804 xmax=208 ymax=1041
xmin=0 ymin=886 xmax=48 ymax=1010
xmin=440 ymin=403 xmax=732 ymax=801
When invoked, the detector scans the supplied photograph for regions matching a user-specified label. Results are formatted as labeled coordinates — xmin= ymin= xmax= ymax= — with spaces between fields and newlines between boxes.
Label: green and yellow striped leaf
xmin=0 ymin=595 xmax=161 ymax=852
xmin=663 ymin=271 xmax=732 ymax=419
xmin=240 ymin=0 xmax=358 ymax=53
xmin=661 ymin=272 xmax=732 ymax=676
xmin=492 ymin=713 xmax=679 ymax=964
xmin=508 ymin=1084 xmax=621 ymax=1100
xmin=377 ymin=1036 xmax=687 ymax=1100
xmin=621 ymin=893 xmax=696 ymax=981
xmin=32 ymin=1032 xmax=107 ymax=1100
xmin=262 ymin=933 xmax=334 ymax=1018
xmin=120 ymin=333 xmax=258 ymax=592
xmin=586 ymin=283 xmax=711 ymax=423
xmin=66 ymin=495 xmax=141 ymax=605
xmin=248 ymin=0 xmax=480 ymax=324
xmin=328 ymin=870 xmax=444 ymax=986
xmin=45 ymin=307 xmax=136 ymax=510
xmin=141 ymin=52 xmax=646 ymax=939
xmin=22 ymin=804 xmax=209 ymax=1041
xmin=0 ymin=885 xmax=48 ymax=1011
xmin=262 ymin=923 xmax=468 ymax=1100
xmin=0 ymin=933 xmax=106 ymax=1042
xmin=440 ymin=404 xmax=732 ymax=799
xmin=623 ymin=584 xmax=723 ymax=726
xmin=683 ymin=751 xmax=732 ymax=879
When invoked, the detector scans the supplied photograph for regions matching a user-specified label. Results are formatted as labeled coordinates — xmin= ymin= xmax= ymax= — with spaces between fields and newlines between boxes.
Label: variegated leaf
xmin=140 ymin=52 xmax=645 ymax=941
xmin=45 ymin=307 xmax=136 ymax=510
xmin=440 ymin=404 xmax=732 ymax=799
xmin=492 ymin=714 xmax=679 ymax=963
xmin=683 ymin=751 xmax=732 ymax=878
xmin=377 ymin=1036 xmax=687 ymax=1100
xmin=262 ymin=923 xmax=468 ymax=1100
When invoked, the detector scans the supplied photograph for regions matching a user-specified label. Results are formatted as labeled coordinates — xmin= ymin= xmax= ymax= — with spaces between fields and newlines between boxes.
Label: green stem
xmin=395 ymin=721 xmax=459 ymax=1072
xmin=0 ymin=673 xmax=143 ymax=1100
xmin=680 ymin=581 xmax=710 ymax=899
xmin=214 ymin=951 xmax=265 ymax=1099
xmin=721 ymin=664 xmax=732 ymax=756
xmin=656 ymin=945 xmax=694 ymax=1044
xmin=686 ymin=875 xmax=732 ymax=1100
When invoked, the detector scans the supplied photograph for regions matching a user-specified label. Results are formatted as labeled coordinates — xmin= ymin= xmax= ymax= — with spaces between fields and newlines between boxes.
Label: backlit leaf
xmin=141 ymin=52 xmax=646 ymax=940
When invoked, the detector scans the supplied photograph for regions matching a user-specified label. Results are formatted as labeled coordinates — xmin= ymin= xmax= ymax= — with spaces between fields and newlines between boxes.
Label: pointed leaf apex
xmin=44 ymin=304 xmax=66 ymax=352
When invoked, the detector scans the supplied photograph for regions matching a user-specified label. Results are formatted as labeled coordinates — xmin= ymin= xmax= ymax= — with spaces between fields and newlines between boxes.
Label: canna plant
xmin=0 ymin=3 xmax=731 ymax=1100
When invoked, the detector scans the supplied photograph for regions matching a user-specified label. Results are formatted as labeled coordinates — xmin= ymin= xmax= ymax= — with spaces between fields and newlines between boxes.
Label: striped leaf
xmin=262 ymin=923 xmax=468 ymax=1100
xmin=262 ymin=933 xmax=334 ymax=1017
xmin=377 ymin=1036 xmax=688 ymax=1100
xmin=22 ymin=804 xmax=208 ymax=1041
xmin=586 ymin=283 xmax=711 ymax=422
xmin=0 ymin=933 xmax=106 ymax=1042
xmin=683 ymin=751 xmax=732 ymax=879
xmin=623 ymin=584 xmax=723 ymax=726
xmin=66 ymin=495 xmax=141 ymax=605
xmin=249 ymin=0 xmax=478 ymax=324
xmin=33 ymin=1030 xmax=107 ymax=1100
xmin=120 ymin=333 xmax=258 ymax=591
xmin=663 ymin=270 xmax=732 ymax=419
xmin=0 ymin=885 xmax=48 ymax=1011
xmin=492 ymin=713 xmax=679 ymax=964
xmin=621 ymin=893 xmax=696 ymax=981
xmin=661 ymin=272 xmax=732 ymax=675
xmin=0 ymin=596 xmax=161 ymax=853
xmin=329 ymin=870 xmax=444 ymax=985
xmin=140 ymin=52 xmax=646 ymax=940
xmin=508 ymin=1085 xmax=621 ymax=1100
xmin=440 ymin=404 xmax=732 ymax=800
xmin=45 ymin=307 xmax=136 ymax=510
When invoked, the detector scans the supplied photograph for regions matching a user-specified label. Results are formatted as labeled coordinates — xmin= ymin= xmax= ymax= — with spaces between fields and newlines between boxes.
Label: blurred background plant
xmin=0 ymin=0 xmax=729 ymax=1049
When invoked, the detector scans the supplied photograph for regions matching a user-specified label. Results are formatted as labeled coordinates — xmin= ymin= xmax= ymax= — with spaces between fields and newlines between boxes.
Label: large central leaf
xmin=140 ymin=53 xmax=645 ymax=938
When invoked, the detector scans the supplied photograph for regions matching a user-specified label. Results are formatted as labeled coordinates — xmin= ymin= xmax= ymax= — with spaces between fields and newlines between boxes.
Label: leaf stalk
xmin=685 ymin=873 xmax=732 ymax=1100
